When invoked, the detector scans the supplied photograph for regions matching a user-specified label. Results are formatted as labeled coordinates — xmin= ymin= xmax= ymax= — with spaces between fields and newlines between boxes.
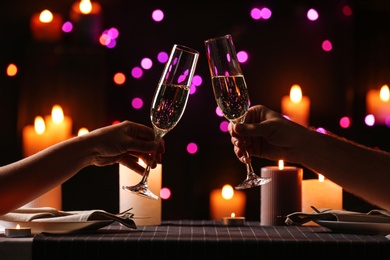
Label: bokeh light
xmin=160 ymin=187 xmax=171 ymax=200
xmin=131 ymin=67 xmax=143 ymax=78
xmin=307 ymin=8 xmax=319 ymax=21
xmin=339 ymin=116 xmax=351 ymax=128
xmin=141 ymin=58 xmax=153 ymax=70
xmin=342 ymin=5 xmax=352 ymax=16
xmin=113 ymin=72 xmax=126 ymax=85
xmin=216 ymin=106 xmax=224 ymax=117
xmin=365 ymin=114 xmax=375 ymax=126
xmin=190 ymin=85 xmax=197 ymax=95
xmin=157 ymin=51 xmax=169 ymax=63
xmin=219 ymin=121 xmax=229 ymax=132
xmin=237 ymin=51 xmax=248 ymax=63
xmin=62 ymin=21 xmax=73 ymax=33
xmin=152 ymin=9 xmax=164 ymax=22
xmin=131 ymin=97 xmax=143 ymax=109
xmin=186 ymin=142 xmax=198 ymax=154
xmin=316 ymin=127 xmax=327 ymax=134
xmin=322 ymin=40 xmax=332 ymax=52
xmin=385 ymin=117 xmax=390 ymax=127
xmin=261 ymin=7 xmax=272 ymax=19
xmin=192 ymin=75 xmax=202 ymax=86
xmin=77 ymin=127 xmax=89 ymax=136
xmin=6 ymin=63 xmax=17 ymax=76
xmin=250 ymin=8 xmax=262 ymax=20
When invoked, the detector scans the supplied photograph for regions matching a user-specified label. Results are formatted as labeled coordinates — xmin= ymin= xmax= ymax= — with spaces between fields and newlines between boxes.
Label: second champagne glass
xmin=204 ymin=34 xmax=271 ymax=190
xmin=123 ymin=44 xmax=199 ymax=200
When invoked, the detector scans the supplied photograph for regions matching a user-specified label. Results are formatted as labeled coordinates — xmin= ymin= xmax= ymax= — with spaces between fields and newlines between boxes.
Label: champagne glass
xmin=123 ymin=44 xmax=199 ymax=199
xmin=204 ymin=34 xmax=271 ymax=190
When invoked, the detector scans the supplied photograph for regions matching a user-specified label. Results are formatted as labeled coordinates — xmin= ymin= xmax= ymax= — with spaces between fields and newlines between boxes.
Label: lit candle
xmin=119 ymin=162 xmax=162 ymax=226
xmin=261 ymin=160 xmax=303 ymax=226
xmin=223 ymin=212 xmax=245 ymax=226
xmin=209 ymin=184 xmax=246 ymax=221
xmin=366 ymin=84 xmax=390 ymax=125
xmin=44 ymin=105 xmax=73 ymax=145
xmin=69 ymin=0 xmax=102 ymax=44
xmin=4 ymin=224 xmax=31 ymax=238
xmin=22 ymin=116 xmax=48 ymax=157
xmin=302 ymin=174 xmax=343 ymax=213
xmin=281 ymin=84 xmax=310 ymax=127
xmin=30 ymin=9 xmax=63 ymax=42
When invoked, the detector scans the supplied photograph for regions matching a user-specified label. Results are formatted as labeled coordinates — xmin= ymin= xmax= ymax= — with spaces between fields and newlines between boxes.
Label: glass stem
xmin=139 ymin=134 xmax=163 ymax=185
xmin=245 ymin=150 xmax=255 ymax=176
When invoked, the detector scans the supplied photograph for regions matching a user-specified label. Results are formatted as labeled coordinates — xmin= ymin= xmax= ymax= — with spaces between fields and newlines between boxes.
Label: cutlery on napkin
xmin=0 ymin=207 xmax=137 ymax=229
xmin=285 ymin=207 xmax=390 ymax=226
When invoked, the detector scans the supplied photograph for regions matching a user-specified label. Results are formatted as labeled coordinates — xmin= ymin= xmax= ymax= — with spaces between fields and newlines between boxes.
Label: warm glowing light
xmin=16 ymin=224 xmax=21 ymax=229
xmin=278 ymin=160 xmax=284 ymax=170
xmin=78 ymin=127 xmax=89 ymax=136
xmin=186 ymin=142 xmax=198 ymax=154
xmin=290 ymin=85 xmax=302 ymax=103
xmin=39 ymin=10 xmax=54 ymax=23
xmin=113 ymin=72 xmax=126 ymax=85
xmin=230 ymin=212 xmax=236 ymax=218
xmin=79 ymin=0 xmax=93 ymax=14
xmin=34 ymin=116 xmax=45 ymax=135
xmin=51 ymin=105 xmax=64 ymax=124
xmin=221 ymin=184 xmax=234 ymax=200
xmin=6 ymin=63 xmax=18 ymax=76
xmin=379 ymin=85 xmax=390 ymax=102
xmin=318 ymin=174 xmax=325 ymax=182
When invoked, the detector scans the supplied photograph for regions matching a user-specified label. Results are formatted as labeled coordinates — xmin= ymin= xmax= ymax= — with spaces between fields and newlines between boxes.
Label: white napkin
xmin=0 ymin=207 xmax=136 ymax=229
xmin=286 ymin=208 xmax=390 ymax=226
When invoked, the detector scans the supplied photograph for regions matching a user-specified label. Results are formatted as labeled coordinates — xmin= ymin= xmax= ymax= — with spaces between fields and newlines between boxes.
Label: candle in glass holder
xmin=30 ymin=9 xmax=63 ymax=42
xmin=281 ymin=84 xmax=310 ymax=127
xmin=261 ymin=160 xmax=302 ymax=226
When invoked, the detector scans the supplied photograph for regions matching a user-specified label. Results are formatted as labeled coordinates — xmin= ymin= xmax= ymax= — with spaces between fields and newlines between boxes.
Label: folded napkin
xmin=0 ymin=207 xmax=136 ymax=229
xmin=286 ymin=208 xmax=390 ymax=226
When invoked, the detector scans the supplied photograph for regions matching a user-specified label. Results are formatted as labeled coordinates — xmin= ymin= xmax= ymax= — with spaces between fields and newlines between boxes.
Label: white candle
xmin=281 ymin=84 xmax=310 ymax=127
xmin=209 ymin=184 xmax=246 ymax=221
xmin=366 ymin=84 xmax=390 ymax=125
xmin=302 ymin=174 xmax=343 ymax=213
xmin=119 ymin=162 xmax=162 ymax=226
xmin=261 ymin=160 xmax=303 ymax=226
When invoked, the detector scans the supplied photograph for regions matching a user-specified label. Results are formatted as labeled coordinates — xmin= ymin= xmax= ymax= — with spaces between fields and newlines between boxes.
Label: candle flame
xmin=79 ymin=0 xmax=92 ymax=14
xmin=318 ymin=174 xmax=325 ymax=182
xmin=379 ymin=84 xmax=390 ymax=102
xmin=278 ymin=160 xmax=284 ymax=170
xmin=78 ymin=127 xmax=89 ymax=136
xmin=51 ymin=105 xmax=64 ymax=124
xmin=231 ymin=213 xmax=236 ymax=218
xmin=39 ymin=9 xmax=53 ymax=23
xmin=16 ymin=224 xmax=20 ymax=229
xmin=34 ymin=116 xmax=46 ymax=135
xmin=290 ymin=84 xmax=302 ymax=103
xmin=222 ymin=184 xmax=234 ymax=200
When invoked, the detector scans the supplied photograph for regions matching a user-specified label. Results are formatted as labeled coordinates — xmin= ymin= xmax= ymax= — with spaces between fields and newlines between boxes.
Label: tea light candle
xmin=281 ymin=84 xmax=310 ymax=127
xmin=261 ymin=160 xmax=303 ymax=226
xmin=209 ymin=184 xmax=246 ymax=221
xmin=30 ymin=9 xmax=63 ymax=42
xmin=4 ymin=225 xmax=31 ymax=238
xmin=223 ymin=213 xmax=245 ymax=226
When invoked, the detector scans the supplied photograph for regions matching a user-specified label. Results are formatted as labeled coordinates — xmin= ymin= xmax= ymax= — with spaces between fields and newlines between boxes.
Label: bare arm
xmin=230 ymin=105 xmax=390 ymax=211
xmin=0 ymin=121 xmax=164 ymax=215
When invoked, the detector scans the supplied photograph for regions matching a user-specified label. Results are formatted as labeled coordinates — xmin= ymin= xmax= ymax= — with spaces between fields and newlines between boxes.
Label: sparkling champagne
xmin=151 ymin=84 xmax=190 ymax=132
xmin=212 ymin=75 xmax=249 ymax=123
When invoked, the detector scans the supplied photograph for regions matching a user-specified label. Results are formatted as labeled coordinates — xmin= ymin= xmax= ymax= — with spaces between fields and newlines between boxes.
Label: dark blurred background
xmin=1 ymin=0 xmax=390 ymax=220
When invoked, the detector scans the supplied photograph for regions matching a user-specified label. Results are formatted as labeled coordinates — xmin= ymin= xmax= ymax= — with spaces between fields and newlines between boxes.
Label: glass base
xmin=122 ymin=184 xmax=158 ymax=200
xmin=235 ymin=174 xmax=271 ymax=190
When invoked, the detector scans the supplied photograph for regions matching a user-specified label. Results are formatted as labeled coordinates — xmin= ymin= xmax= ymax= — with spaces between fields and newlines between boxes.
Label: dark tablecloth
xmin=32 ymin=220 xmax=390 ymax=260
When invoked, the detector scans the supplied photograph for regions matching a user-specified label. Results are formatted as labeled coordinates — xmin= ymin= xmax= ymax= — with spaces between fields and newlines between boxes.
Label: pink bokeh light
xmin=237 ymin=51 xmax=248 ymax=63
xmin=62 ymin=21 xmax=73 ymax=33
xmin=131 ymin=97 xmax=143 ymax=109
xmin=322 ymin=40 xmax=333 ymax=52
xmin=219 ymin=121 xmax=229 ymax=132
xmin=307 ymin=8 xmax=319 ymax=21
xmin=141 ymin=58 xmax=153 ymax=70
xmin=365 ymin=114 xmax=375 ymax=126
xmin=157 ymin=51 xmax=169 ymax=63
xmin=339 ymin=116 xmax=351 ymax=128
xmin=131 ymin=67 xmax=143 ymax=78
xmin=152 ymin=9 xmax=164 ymax=22
xmin=160 ymin=187 xmax=171 ymax=200
xmin=186 ymin=142 xmax=198 ymax=154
